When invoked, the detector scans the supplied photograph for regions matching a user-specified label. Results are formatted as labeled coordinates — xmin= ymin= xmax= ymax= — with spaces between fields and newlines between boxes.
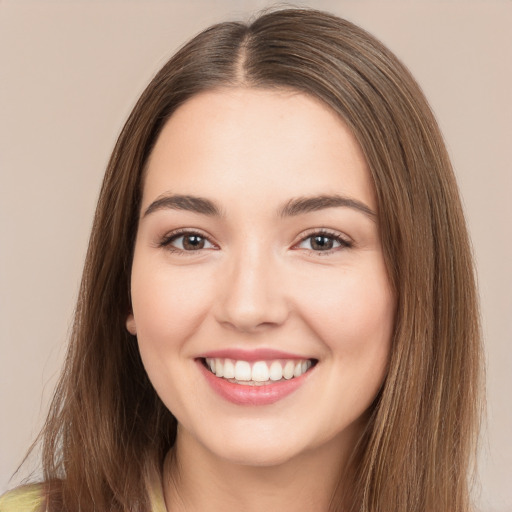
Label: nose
xmin=214 ymin=245 xmax=290 ymax=333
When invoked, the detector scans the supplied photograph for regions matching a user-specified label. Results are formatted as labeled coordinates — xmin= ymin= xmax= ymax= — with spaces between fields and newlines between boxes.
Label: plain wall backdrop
xmin=1 ymin=1 xmax=511 ymax=510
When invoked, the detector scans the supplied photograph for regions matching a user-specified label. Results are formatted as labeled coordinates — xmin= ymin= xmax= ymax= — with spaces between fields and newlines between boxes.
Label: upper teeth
xmin=205 ymin=358 xmax=312 ymax=384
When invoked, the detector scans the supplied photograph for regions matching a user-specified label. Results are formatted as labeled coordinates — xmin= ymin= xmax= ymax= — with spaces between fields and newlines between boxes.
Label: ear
xmin=126 ymin=313 xmax=137 ymax=335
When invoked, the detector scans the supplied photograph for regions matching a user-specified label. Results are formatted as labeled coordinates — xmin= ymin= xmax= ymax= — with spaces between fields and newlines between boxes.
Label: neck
xmin=163 ymin=424 xmax=361 ymax=512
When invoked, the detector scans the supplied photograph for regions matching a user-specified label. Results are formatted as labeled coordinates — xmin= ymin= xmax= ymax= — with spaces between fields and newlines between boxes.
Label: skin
xmin=127 ymin=88 xmax=395 ymax=511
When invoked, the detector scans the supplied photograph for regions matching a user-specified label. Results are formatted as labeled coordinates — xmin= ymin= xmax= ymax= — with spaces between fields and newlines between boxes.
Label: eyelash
xmin=158 ymin=229 xmax=215 ymax=255
xmin=158 ymin=228 xmax=353 ymax=256
xmin=293 ymin=229 xmax=353 ymax=255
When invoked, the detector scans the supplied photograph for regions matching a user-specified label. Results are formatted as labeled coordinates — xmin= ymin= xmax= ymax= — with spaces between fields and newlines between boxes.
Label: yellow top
xmin=0 ymin=485 xmax=42 ymax=512
xmin=0 ymin=473 xmax=167 ymax=512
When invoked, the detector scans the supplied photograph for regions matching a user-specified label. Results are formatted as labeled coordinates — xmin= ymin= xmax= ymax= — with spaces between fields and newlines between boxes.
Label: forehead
xmin=143 ymin=87 xmax=375 ymax=211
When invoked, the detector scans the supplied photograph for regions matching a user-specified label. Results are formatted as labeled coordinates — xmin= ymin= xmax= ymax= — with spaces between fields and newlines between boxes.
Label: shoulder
xmin=0 ymin=484 xmax=44 ymax=512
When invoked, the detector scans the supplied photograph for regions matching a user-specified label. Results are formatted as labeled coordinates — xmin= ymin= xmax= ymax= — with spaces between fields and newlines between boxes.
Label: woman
xmin=1 ymin=8 xmax=482 ymax=512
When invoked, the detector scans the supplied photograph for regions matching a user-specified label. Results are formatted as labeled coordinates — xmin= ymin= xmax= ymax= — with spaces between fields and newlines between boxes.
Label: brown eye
xmin=296 ymin=232 xmax=352 ymax=253
xmin=310 ymin=235 xmax=335 ymax=251
xmin=182 ymin=234 xmax=206 ymax=250
xmin=162 ymin=232 xmax=215 ymax=252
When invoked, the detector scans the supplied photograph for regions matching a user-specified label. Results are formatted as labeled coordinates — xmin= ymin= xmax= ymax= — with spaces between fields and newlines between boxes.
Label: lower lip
xmin=197 ymin=360 xmax=313 ymax=406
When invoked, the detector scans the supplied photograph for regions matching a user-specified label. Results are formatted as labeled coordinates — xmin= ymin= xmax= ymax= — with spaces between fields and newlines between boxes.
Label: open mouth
xmin=200 ymin=357 xmax=318 ymax=386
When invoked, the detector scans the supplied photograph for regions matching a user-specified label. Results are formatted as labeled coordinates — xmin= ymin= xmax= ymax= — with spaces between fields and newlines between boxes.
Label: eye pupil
xmin=183 ymin=235 xmax=205 ymax=250
xmin=311 ymin=235 xmax=334 ymax=250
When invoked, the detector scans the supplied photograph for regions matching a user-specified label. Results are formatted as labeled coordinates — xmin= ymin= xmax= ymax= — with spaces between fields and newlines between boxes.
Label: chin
xmin=216 ymin=441 xmax=304 ymax=468
xmin=196 ymin=419 xmax=337 ymax=469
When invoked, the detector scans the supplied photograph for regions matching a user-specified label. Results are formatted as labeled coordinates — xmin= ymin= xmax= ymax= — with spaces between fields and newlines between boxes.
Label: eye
xmin=295 ymin=231 xmax=352 ymax=253
xmin=160 ymin=230 xmax=216 ymax=252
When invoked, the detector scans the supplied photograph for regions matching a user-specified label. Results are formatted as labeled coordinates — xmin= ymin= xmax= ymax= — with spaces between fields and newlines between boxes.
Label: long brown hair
xmin=33 ymin=8 xmax=482 ymax=511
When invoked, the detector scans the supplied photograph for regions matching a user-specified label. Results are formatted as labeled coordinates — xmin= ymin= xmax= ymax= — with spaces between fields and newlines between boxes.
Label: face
xmin=127 ymin=88 xmax=395 ymax=467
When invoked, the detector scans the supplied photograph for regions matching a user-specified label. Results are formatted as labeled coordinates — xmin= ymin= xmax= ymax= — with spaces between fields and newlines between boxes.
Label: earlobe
xmin=126 ymin=314 xmax=137 ymax=335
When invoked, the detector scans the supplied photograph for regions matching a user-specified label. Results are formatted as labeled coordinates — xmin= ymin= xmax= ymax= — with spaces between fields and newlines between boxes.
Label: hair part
xmin=29 ymin=8 xmax=482 ymax=512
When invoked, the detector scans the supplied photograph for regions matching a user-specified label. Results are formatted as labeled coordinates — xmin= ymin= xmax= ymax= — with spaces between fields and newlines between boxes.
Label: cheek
xmin=130 ymin=260 xmax=214 ymax=349
xmin=129 ymin=260 xmax=216 ymax=416
xmin=299 ymin=268 xmax=394 ymax=429
xmin=297 ymin=266 xmax=395 ymax=355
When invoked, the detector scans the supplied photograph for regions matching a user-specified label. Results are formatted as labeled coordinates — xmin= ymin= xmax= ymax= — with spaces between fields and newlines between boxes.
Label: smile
xmin=197 ymin=355 xmax=317 ymax=405
xmin=204 ymin=357 xmax=314 ymax=385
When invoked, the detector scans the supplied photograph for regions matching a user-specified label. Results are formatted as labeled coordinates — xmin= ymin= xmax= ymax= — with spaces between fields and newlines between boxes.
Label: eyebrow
xmin=143 ymin=194 xmax=222 ymax=217
xmin=279 ymin=195 xmax=376 ymax=220
xmin=143 ymin=193 xmax=376 ymax=220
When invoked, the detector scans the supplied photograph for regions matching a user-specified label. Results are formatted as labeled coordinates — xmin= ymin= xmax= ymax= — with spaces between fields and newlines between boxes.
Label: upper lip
xmin=197 ymin=348 xmax=314 ymax=362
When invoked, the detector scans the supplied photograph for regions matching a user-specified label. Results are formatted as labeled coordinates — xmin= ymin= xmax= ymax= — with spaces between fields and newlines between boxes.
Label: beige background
xmin=1 ymin=1 xmax=511 ymax=510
